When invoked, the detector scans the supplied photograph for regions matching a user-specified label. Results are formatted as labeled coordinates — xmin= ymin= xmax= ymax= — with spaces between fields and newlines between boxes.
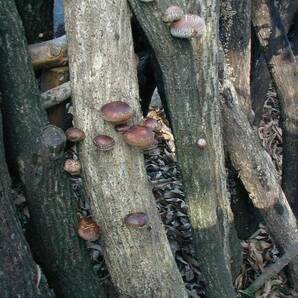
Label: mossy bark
xmin=0 ymin=1 xmax=105 ymax=297
xmin=128 ymin=0 xmax=238 ymax=297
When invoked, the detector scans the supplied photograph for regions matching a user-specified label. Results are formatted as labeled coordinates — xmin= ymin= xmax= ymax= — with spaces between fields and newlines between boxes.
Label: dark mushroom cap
xmin=77 ymin=218 xmax=100 ymax=241
xmin=115 ymin=124 xmax=130 ymax=134
xmin=93 ymin=135 xmax=115 ymax=151
xmin=123 ymin=125 xmax=155 ymax=149
xmin=196 ymin=138 xmax=207 ymax=149
xmin=65 ymin=127 xmax=85 ymax=142
xmin=64 ymin=159 xmax=81 ymax=175
xmin=100 ymin=101 xmax=133 ymax=124
xmin=123 ymin=212 xmax=149 ymax=228
xmin=170 ymin=14 xmax=206 ymax=39
xmin=162 ymin=6 xmax=184 ymax=23
xmin=144 ymin=117 xmax=160 ymax=132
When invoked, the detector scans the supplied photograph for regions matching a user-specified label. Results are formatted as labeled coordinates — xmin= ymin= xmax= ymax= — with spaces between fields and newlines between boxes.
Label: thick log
xmin=0 ymin=1 xmax=106 ymax=297
xmin=252 ymin=0 xmax=298 ymax=218
xmin=0 ymin=106 xmax=54 ymax=298
xmin=40 ymin=67 xmax=69 ymax=127
xmin=28 ymin=35 xmax=68 ymax=70
xmin=221 ymin=75 xmax=298 ymax=289
xmin=64 ymin=0 xmax=187 ymax=297
xmin=128 ymin=0 xmax=238 ymax=297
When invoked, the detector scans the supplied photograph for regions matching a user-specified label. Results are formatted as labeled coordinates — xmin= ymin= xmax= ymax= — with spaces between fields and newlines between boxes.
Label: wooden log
xmin=221 ymin=74 xmax=298 ymax=289
xmin=128 ymin=0 xmax=238 ymax=297
xmin=0 ymin=1 xmax=106 ymax=296
xmin=40 ymin=67 xmax=69 ymax=127
xmin=28 ymin=35 xmax=68 ymax=70
xmin=64 ymin=0 xmax=188 ymax=297
xmin=252 ymin=0 xmax=298 ymax=219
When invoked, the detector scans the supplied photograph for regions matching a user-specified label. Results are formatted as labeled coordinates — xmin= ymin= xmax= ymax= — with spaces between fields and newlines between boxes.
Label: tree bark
xmin=221 ymin=75 xmax=298 ymax=290
xmin=128 ymin=1 xmax=238 ymax=297
xmin=0 ymin=1 xmax=106 ymax=297
xmin=15 ymin=0 xmax=53 ymax=43
xmin=64 ymin=1 xmax=187 ymax=297
xmin=0 ymin=107 xmax=54 ymax=298
xmin=252 ymin=0 xmax=298 ymax=218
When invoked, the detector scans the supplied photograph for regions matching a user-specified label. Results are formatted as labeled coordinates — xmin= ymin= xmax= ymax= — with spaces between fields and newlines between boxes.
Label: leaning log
xmin=252 ymin=0 xmax=298 ymax=218
xmin=128 ymin=0 xmax=238 ymax=297
xmin=64 ymin=0 xmax=188 ymax=297
xmin=0 ymin=1 xmax=106 ymax=297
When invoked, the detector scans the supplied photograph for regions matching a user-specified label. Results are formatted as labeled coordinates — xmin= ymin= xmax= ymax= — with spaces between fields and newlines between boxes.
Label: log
xmin=28 ymin=35 xmax=68 ymax=70
xmin=0 ymin=1 xmax=106 ymax=296
xmin=221 ymin=73 xmax=298 ymax=289
xmin=128 ymin=0 xmax=238 ymax=297
xmin=252 ymin=0 xmax=298 ymax=218
xmin=64 ymin=0 xmax=188 ymax=297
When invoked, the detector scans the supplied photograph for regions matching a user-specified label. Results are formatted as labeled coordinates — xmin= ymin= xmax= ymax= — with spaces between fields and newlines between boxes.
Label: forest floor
xmin=14 ymin=87 xmax=297 ymax=297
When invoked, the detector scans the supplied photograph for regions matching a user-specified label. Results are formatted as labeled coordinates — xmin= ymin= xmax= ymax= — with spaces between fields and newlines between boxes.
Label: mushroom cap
xmin=123 ymin=125 xmax=155 ymax=149
xmin=77 ymin=218 xmax=100 ymax=241
xmin=115 ymin=124 xmax=130 ymax=134
xmin=64 ymin=159 xmax=81 ymax=175
xmin=100 ymin=101 xmax=133 ymax=124
xmin=65 ymin=127 xmax=85 ymax=142
xmin=123 ymin=212 xmax=149 ymax=228
xmin=93 ymin=135 xmax=115 ymax=151
xmin=170 ymin=14 xmax=206 ymax=39
xmin=144 ymin=117 xmax=160 ymax=132
xmin=196 ymin=138 xmax=207 ymax=149
xmin=162 ymin=6 xmax=184 ymax=23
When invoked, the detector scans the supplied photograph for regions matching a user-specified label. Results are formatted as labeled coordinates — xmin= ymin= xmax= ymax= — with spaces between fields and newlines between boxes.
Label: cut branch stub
xmin=100 ymin=101 xmax=133 ymax=124
xmin=65 ymin=127 xmax=85 ymax=142
xmin=93 ymin=135 xmax=115 ymax=151
xmin=162 ymin=6 xmax=184 ymax=24
xmin=170 ymin=14 xmax=206 ymax=39
xmin=77 ymin=218 xmax=101 ymax=241
xmin=123 ymin=212 xmax=149 ymax=228
xmin=122 ymin=125 xmax=155 ymax=149
xmin=64 ymin=159 xmax=81 ymax=176
xmin=196 ymin=138 xmax=207 ymax=150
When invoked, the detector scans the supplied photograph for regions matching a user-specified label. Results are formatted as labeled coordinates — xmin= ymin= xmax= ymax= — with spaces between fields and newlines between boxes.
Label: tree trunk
xmin=64 ymin=1 xmax=187 ymax=297
xmin=0 ymin=107 xmax=54 ymax=298
xmin=252 ymin=0 xmax=298 ymax=218
xmin=15 ymin=0 xmax=53 ymax=43
xmin=128 ymin=1 xmax=238 ymax=297
xmin=0 ymin=1 xmax=106 ymax=297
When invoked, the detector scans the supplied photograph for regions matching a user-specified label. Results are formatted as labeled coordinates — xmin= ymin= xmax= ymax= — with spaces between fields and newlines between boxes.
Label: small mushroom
xmin=122 ymin=125 xmax=155 ymax=149
xmin=65 ymin=127 xmax=85 ymax=142
xmin=115 ymin=124 xmax=130 ymax=134
xmin=64 ymin=159 xmax=81 ymax=175
xmin=123 ymin=212 xmax=149 ymax=228
xmin=100 ymin=101 xmax=133 ymax=124
xmin=93 ymin=135 xmax=115 ymax=151
xmin=144 ymin=117 xmax=161 ymax=132
xmin=77 ymin=218 xmax=100 ymax=241
xmin=162 ymin=6 xmax=184 ymax=24
xmin=170 ymin=14 xmax=206 ymax=39
xmin=196 ymin=138 xmax=207 ymax=149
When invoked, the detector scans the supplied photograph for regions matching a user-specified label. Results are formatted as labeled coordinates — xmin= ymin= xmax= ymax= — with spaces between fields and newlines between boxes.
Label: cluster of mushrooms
xmin=63 ymin=101 xmax=160 ymax=241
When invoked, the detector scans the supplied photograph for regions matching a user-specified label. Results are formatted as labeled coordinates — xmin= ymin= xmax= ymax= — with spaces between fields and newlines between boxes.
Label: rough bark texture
xmin=252 ymin=0 xmax=298 ymax=218
xmin=0 ymin=108 xmax=54 ymax=298
xmin=251 ymin=0 xmax=298 ymax=124
xmin=0 ymin=1 xmax=106 ymax=297
xmin=28 ymin=35 xmax=68 ymax=70
xmin=15 ymin=0 xmax=53 ymax=43
xmin=221 ymin=76 xmax=298 ymax=289
xmin=128 ymin=1 xmax=237 ymax=297
xmin=64 ymin=1 xmax=187 ymax=297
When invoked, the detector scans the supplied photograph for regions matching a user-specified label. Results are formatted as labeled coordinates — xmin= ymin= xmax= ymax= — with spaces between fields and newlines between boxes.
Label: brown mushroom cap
xmin=196 ymin=138 xmax=207 ymax=149
xmin=144 ymin=117 xmax=160 ymax=132
xmin=123 ymin=212 xmax=149 ymax=228
xmin=93 ymin=135 xmax=115 ymax=151
xmin=162 ymin=6 xmax=184 ymax=23
xmin=77 ymin=218 xmax=100 ymax=241
xmin=122 ymin=125 xmax=155 ymax=149
xmin=170 ymin=14 xmax=206 ymax=39
xmin=64 ymin=159 xmax=81 ymax=175
xmin=65 ymin=127 xmax=85 ymax=142
xmin=100 ymin=101 xmax=133 ymax=124
xmin=114 ymin=124 xmax=130 ymax=134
